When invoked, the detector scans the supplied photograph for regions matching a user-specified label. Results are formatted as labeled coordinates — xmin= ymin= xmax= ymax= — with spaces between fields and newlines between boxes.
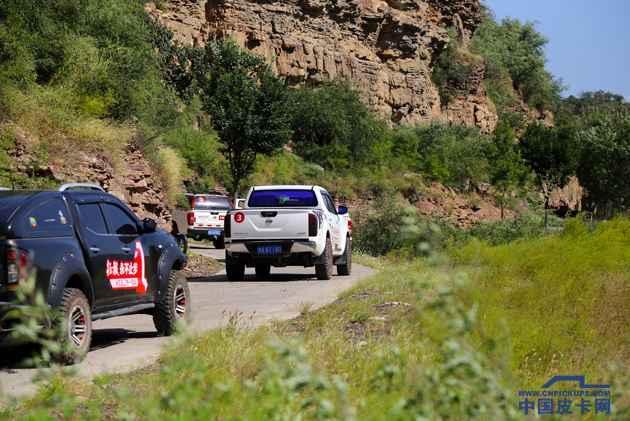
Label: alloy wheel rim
xmin=69 ymin=306 xmax=87 ymax=347
xmin=174 ymin=286 xmax=187 ymax=318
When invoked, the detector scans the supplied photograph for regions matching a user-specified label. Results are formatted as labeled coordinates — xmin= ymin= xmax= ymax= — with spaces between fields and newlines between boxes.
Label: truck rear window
xmin=191 ymin=195 xmax=231 ymax=210
xmin=248 ymin=190 xmax=318 ymax=208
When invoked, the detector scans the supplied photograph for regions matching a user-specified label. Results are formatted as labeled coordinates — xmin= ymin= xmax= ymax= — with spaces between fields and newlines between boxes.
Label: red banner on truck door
xmin=105 ymin=240 xmax=148 ymax=294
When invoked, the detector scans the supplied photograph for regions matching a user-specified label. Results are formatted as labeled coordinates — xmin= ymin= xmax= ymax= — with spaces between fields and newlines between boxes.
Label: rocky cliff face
xmin=10 ymin=126 xmax=172 ymax=227
xmin=146 ymin=0 xmax=498 ymax=132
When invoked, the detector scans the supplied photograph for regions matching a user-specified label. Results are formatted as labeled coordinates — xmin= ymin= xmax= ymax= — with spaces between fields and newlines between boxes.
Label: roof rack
xmin=59 ymin=183 xmax=105 ymax=193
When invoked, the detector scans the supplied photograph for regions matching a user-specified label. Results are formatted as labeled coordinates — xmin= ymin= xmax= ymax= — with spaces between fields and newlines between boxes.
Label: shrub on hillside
xmin=289 ymin=82 xmax=388 ymax=170
xmin=472 ymin=16 xmax=562 ymax=112
xmin=161 ymin=122 xmax=229 ymax=193
xmin=464 ymin=212 xmax=562 ymax=246
xmin=577 ymin=114 xmax=630 ymax=215
xmin=432 ymin=30 xmax=483 ymax=106
xmin=390 ymin=124 xmax=492 ymax=189
xmin=154 ymin=146 xmax=189 ymax=206
xmin=354 ymin=195 xmax=447 ymax=257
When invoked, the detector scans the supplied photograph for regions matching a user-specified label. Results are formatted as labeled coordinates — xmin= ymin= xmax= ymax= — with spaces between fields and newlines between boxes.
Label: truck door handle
xmin=121 ymin=247 xmax=131 ymax=253
xmin=89 ymin=247 xmax=100 ymax=253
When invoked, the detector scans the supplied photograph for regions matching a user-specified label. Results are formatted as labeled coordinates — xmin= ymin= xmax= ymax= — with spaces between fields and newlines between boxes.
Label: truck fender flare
xmin=156 ymin=243 xmax=187 ymax=299
xmin=48 ymin=253 xmax=94 ymax=307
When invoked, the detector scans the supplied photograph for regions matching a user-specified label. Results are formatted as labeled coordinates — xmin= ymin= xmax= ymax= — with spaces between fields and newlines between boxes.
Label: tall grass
xmin=454 ymin=218 xmax=630 ymax=387
xmin=155 ymin=146 xmax=188 ymax=207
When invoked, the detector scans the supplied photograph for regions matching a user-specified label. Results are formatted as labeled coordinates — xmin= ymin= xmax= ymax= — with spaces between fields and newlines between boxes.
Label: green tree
xmin=520 ymin=123 xmax=578 ymax=227
xmin=194 ymin=40 xmax=292 ymax=195
xmin=576 ymin=115 xmax=630 ymax=216
xmin=391 ymin=124 xmax=492 ymax=189
xmin=472 ymin=16 xmax=562 ymax=111
xmin=289 ymin=82 xmax=386 ymax=170
xmin=488 ymin=122 xmax=529 ymax=219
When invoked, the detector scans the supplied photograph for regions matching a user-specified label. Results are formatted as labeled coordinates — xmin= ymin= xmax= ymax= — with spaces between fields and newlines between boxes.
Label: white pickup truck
xmin=224 ymin=185 xmax=352 ymax=281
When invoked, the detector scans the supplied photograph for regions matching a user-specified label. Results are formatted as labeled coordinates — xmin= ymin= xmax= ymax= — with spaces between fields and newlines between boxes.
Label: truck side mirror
xmin=337 ymin=205 xmax=348 ymax=215
xmin=142 ymin=218 xmax=157 ymax=233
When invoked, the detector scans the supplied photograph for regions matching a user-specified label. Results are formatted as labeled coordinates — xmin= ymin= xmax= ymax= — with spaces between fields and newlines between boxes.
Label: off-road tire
xmin=213 ymin=236 xmax=225 ymax=249
xmin=226 ymin=253 xmax=245 ymax=282
xmin=337 ymin=237 xmax=352 ymax=276
xmin=175 ymin=234 xmax=188 ymax=254
xmin=57 ymin=288 xmax=92 ymax=364
xmin=315 ymin=237 xmax=334 ymax=280
xmin=153 ymin=271 xmax=191 ymax=336
xmin=255 ymin=263 xmax=271 ymax=280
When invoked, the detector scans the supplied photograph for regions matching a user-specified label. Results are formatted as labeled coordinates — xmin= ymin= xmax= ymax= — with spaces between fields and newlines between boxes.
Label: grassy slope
xmin=3 ymin=222 xmax=630 ymax=419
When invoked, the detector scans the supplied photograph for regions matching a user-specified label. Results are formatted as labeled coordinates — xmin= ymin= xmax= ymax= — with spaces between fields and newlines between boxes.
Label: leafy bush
xmin=432 ymin=30 xmax=483 ymax=106
xmin=576 ymin=114 xmax=630 ymax=215
xmin=154 ymin=146 xmax=189 ymax=207
xmin=289 ymin=82 xmax=388 ymax=170
xmin=252 ymin=151 xmax=324 ymax=187
xmin=160 ymin=120 xmax=229 ymax=193
xmin=353 ymin=196 xmax=412 ymax=256
xmin=487 ymin=121 xmax=531 ymax=219
xmin=354 ymin=195 xmax=446 ymax=257
xmin=464 ymin=212 xmax=562 ymax=246
xmin=390 ymin=124 xmax=492 ymax=189
xmin=472 ymin=16 xmax=562 ymax=111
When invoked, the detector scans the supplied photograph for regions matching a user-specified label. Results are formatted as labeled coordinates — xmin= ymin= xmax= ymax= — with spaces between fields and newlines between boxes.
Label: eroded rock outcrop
xmin=9 ymin=126 xmax=172 ymax=227
xmin=146 ymin=0 xmax=497 ymax=131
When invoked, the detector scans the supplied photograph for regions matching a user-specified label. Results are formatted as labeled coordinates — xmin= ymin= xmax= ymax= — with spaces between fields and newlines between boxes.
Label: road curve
xmin=0 ymin=245 xmax=373 ymax=401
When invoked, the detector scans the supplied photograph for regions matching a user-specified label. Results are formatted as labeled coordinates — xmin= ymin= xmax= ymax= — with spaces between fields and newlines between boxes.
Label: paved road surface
xmin=0 ymin=245 xmax=373 ymax=401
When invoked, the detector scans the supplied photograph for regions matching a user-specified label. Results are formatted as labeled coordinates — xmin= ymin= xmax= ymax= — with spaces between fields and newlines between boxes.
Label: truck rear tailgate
xmin=230 ymin=209 xmax=310 ymax=240
xmin=192 ymin=209 xmax=226 ymax=228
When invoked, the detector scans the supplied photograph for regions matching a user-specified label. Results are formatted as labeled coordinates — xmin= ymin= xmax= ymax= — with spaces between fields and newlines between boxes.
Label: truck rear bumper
xmin=226 ymin=239 xmax=321 ymax=267
xmin=187 ymin=228 xmax=224 ymax=240
xmin=226 ymin=239 xmax=318 ymax=254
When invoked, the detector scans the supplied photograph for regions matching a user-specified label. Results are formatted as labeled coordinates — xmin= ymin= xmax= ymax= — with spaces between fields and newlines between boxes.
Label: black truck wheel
xmin=213 ymin=236 xmax=225 ymax=249
xmin=225 ymin=253 xmax=245 ymax=281
xmin=153 ymin=271 xmax=191 ymax=336
xmin=175 ymin=233 xmax=188 ymax=255
xmin=337 ymin=237 xmax=352 ymax=276
xmin=58 ymin=288 xmax=92 ymax=363
xmin=315 ymin=237 xmax=334 ymax=280
xmin=255 ymin=263 xmax=271 ymax=280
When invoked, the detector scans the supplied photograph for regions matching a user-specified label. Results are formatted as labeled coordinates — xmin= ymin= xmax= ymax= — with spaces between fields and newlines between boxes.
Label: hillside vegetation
xmin=3 ymin=1 xmax=629 ymax=225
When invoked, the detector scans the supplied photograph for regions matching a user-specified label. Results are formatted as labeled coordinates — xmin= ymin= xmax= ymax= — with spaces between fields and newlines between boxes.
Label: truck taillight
xmin=187 ymin=212 xmax=196 ymax=226
xmin=6 ymin=244 xmax=31 ymax=287
xmin=224 ymin=214 xmax=231 ymax=237
xmin=219 ymin=215 xmax=225 ymax=221
xmin=348 ymin=219 xmax=353 ymax=232
xmin=6 ymin=245 xmax=18 ymax=285
xmin=308 ymin=213 xmax=318 ymax=237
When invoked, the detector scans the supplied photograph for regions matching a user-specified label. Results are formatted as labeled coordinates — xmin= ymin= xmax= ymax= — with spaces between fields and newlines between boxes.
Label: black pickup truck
xmin=0 ymin=184 xmax=189 ymax=362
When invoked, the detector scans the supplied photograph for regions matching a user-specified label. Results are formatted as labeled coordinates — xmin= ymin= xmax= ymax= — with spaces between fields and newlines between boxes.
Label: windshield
xmin=248 ymin=189 xmax=318 ymax=208
xmin=191 ymin=195 xmax=231 ymax=210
